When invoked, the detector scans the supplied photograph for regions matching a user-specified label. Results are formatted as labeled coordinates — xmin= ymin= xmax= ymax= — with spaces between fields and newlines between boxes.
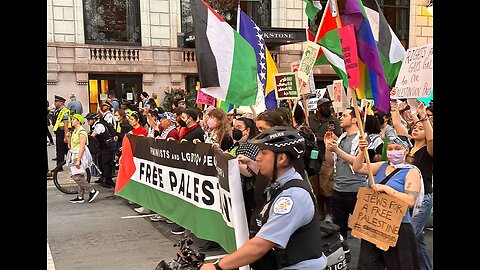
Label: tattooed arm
xmin=373 ymin=168 xmax=421 ymax=207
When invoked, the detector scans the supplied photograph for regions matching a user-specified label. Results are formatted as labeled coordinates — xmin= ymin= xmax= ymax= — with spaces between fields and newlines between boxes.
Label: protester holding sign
xmin=352 ymin=135 xmax=422 ymax=270
xmin=200 ymin=127 xmax=327 ymax=270
xmin=391 ymin=97 xmax=434 ymax=270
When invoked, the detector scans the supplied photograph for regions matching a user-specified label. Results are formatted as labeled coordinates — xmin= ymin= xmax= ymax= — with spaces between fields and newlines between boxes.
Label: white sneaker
xmin=134 ymin=207 xmax=151 ymax=214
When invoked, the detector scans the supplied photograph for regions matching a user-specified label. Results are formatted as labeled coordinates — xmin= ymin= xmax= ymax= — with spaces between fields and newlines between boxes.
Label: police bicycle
xmin=51 ymin=160 xmax=101 ymax=194
xmin=155 ymin=235 xmax=205 ymax=270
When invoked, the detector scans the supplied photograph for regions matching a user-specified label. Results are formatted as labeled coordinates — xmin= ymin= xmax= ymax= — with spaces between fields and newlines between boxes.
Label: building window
xmin=83 ymin=0 xmax=141 ymax=45
xmin=309 ymin=0 xmax=409 ymax=48
xmin=379 ymin=0 xmax=409 ymax=48
xmin=181 ymin=0 xmax=193 ymax=34
xmin=241 ymin=0 xmax=271 ymax=28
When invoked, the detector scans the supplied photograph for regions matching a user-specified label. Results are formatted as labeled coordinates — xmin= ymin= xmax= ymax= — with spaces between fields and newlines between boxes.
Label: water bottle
xmin=307 ymin=149 xmax=319 ymax=171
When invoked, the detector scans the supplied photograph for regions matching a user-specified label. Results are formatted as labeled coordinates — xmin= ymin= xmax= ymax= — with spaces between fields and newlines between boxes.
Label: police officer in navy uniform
xmin=52 ymin=95 xmax=70 ymax=169
xmin=85 ymin=112 xmax=115 ymax=188
xmin=200 ymin=126 xmax=327 ymax=270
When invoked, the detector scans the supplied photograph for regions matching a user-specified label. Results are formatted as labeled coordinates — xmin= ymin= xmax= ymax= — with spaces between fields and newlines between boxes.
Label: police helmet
xmin=250 ymin=126 xmax=305 ymax=160
xmin=85 ymin=112 xmax=99 ymax=120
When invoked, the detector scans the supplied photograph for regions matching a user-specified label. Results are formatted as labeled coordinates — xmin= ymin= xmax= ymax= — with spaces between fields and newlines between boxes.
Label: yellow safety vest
xmin=53 ymin=107 xmax=71 ymax=132
xmin=125 ymin=108 xmax=134 ymax=116
xmin=116 ymin=121 xmax=121 ymax=133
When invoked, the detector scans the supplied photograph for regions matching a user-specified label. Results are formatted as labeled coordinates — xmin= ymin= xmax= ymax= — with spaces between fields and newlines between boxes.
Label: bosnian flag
xmin=192 ymin=0 xmax=258 ymax=106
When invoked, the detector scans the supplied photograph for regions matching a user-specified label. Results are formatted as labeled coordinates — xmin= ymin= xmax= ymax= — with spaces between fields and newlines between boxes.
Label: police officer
xmin=85 ymin=112 xmax=115 ymax=188
xmin=52 ymin=95 xmax=70 ymax=168
xmin=200 ymin=126 xmax=327 ymax=270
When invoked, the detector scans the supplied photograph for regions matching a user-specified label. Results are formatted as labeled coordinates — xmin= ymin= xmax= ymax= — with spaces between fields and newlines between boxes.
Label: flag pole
xmin=313 ymin=0 xmax=331 ymax=42
xmin=331 ymin=0 xmax=375 ymax=187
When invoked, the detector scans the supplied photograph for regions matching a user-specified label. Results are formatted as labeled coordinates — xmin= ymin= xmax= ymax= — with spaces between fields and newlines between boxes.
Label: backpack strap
xmin=379 ymin=167 xmax=402 ymax=185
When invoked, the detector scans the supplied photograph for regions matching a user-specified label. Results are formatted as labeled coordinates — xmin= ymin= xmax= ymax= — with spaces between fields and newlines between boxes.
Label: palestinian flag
xmin=361 ymin=0 xmax=405 ymax=85
xmin=115 ymin=135 xmax=249 ymax=253
xmin=312 ymin=2 xmax=349 ymax=84
xmin=303 ymin=0 xmax=323 ymax=20
xmin=192 ymin=0 xmax=258 ymax=106
xmin=312 ymin=0 xmax=404 ymax=112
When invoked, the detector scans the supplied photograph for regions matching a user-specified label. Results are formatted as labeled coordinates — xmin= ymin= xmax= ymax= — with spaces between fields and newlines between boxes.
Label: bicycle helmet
xmin=250 ymin=126 xmax=305 ymax=160
xmin=85 ymin=112 xmax=99 ymax=120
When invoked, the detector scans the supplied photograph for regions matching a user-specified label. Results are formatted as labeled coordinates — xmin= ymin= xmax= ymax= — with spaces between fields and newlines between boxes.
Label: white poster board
xmin=393 ymin=43 xmax=433 ymax=98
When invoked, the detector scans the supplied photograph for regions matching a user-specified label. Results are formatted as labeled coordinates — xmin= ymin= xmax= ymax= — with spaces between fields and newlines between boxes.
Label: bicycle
xmin=51 ymin=160 xmax=101 ymax=194
xmin=155 ymin=235 xmax=205 ymax=270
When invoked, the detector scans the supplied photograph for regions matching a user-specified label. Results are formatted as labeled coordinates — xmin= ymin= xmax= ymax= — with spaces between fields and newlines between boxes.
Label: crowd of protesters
xmin=47 ymin=88 xmax=433 ymax=269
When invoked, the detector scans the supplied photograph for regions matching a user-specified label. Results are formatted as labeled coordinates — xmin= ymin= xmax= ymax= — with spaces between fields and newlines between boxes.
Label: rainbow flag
xmin=312 ymin=0 xmax=404 ymax=113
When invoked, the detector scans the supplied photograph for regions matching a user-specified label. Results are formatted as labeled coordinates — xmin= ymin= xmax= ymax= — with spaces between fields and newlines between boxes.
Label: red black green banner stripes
xmin=115 ymin=135 xmax=249 ymax=254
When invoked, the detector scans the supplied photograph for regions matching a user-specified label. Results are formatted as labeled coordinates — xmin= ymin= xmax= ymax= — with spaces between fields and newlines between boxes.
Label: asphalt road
xmin=46 ymin=143 xmax=433 ymax=270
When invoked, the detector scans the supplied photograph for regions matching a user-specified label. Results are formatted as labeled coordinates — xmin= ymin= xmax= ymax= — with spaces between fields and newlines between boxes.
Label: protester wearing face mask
xmin=352 ymin=134 xmax=423 ymax=270
xmin=198 ymin=107 xmax=233 ymax=151
xmin=228 ymin=117 xmax=259 ymax=228
xmin=177 ymin=109 xmax=204 ymax=142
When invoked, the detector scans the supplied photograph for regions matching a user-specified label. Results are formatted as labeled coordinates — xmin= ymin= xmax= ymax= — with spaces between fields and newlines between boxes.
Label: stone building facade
xmin=47 ymin=0 xmax=433 ymax=112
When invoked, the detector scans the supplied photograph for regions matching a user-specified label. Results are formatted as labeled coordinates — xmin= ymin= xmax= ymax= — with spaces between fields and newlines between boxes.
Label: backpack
xmin=297 ymin=125 xmax=320 ymax=177
xmin=99 ymin=119 xmax=117 ymax=139
xmin=95 ymin=119 xmax=116 ymax=148
xmin=87 ymin=135 xmax=100 ymax=155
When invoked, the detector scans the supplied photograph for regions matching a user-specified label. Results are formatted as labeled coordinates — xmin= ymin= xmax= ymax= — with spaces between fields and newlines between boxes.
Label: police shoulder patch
xmin=273 ymin=196 xmax=294 ymax=215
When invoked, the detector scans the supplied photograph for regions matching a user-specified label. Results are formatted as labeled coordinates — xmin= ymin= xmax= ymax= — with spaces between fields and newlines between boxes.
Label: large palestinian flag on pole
xmin=115 ymin=135 xmax=249 ymax=254
xmin=192 ymin=0 xmax=258 ymax=107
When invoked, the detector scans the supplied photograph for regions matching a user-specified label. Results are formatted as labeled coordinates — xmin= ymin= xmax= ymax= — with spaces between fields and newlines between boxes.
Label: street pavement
xmin=47 ymin=143 xmax=433 ymax=270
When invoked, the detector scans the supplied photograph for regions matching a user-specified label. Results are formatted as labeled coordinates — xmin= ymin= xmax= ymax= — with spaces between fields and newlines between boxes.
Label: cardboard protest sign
xmin=274 ymin=73 xmax=300 ymax=100
xmin=394 ymin=43 xmax=433 ymax=98
xmin=348 ymin=187 xmax=409 ymax=251
xmin=197 ymin=88 xmax=216 ymax=106
xmin=338 ymin=24 xmax=360 ymax=88
xmin=297 ymin=41 xmax=321 ymax=85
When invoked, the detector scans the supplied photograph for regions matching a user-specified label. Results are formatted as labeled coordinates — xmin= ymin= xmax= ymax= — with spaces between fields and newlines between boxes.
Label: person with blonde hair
xmin=200 ymin=107 xmax=233 ymax=151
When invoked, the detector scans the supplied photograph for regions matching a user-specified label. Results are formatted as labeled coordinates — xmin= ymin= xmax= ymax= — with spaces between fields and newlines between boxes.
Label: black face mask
xmin=232 ymin=129 xmax=244 ymax=141
xmin=178 ymin=119 xmax=187 ymax=127
xmin=319 ymin=107 xmax=332 ymax=118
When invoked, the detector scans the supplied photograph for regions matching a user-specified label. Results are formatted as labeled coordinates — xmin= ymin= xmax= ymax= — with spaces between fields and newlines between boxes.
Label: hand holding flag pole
xmin=330 ymin=0 xmax=375 ymax=187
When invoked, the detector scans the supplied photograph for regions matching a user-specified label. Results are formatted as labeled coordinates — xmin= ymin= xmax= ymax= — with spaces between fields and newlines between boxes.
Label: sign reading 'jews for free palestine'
xmin=348 ymin=187 xmax=408 ymax=251
xmin=394 ymin=43 xmax=433 ymax=98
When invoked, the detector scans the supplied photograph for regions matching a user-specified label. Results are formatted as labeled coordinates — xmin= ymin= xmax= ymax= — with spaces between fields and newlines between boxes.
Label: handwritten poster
xmin=348 ymin=187 xmax=408 ymax=251
xmin=274 ymin=73 xmax=299 ymax=100
xmin=297 ymin=41 xmax=321 ymax=84
xmin=197 ymin=88 xmax=216 ymax=106
xmin=339 ymin=24 xmax=360 ymax=88
xmin=394 ymin=43 xmax=433 ymax=98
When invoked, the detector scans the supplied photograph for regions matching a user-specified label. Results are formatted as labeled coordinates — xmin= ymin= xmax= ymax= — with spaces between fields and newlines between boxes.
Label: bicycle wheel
xmin=53 ymin=166 xmax=91 ymax=194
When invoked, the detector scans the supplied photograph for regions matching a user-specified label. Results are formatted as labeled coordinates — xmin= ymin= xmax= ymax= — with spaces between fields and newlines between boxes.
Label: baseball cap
xmin=317 ymin=98 xmax=333 ymax=106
